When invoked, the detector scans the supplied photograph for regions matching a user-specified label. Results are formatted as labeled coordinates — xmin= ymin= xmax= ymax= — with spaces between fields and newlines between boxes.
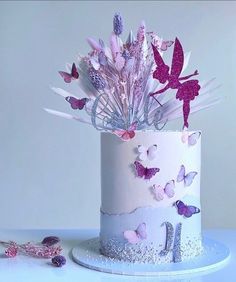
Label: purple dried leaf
xmin=87 ymin=37 xmax=102 ymax=52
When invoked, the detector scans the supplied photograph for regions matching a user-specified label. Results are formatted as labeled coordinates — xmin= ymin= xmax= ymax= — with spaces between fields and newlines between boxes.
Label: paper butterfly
xmin=152 ymin=180 xmax=175 ymax=201
xmin=147 ymin=32 xmax=174 ymax=51
xmin=160 ymin=40 xmax=174 ymax=51
xmin=177 ymin=165 xmax=197 ymax=187
xmin=65 ymin=97 xmax=89 ymax=110
xmin=124 ymin=223 xmax=147 ymax=244
xmin=59 ymin=63 xmax=79 ymax=83
xmin=134 ymin=161 xmax=160 ymax=180
xmin=175 ymin=200 xmax=200 ymax=218
xmin=113 ymin=122 xmax=137 ymax=141
xmin=137 ymin=144 xmax=158 ymax=161
xmin=181 ymin=131 xmax=201 ymax=146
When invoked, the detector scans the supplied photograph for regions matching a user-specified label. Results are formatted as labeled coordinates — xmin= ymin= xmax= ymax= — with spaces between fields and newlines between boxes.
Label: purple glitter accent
xmin=159 ymin=222 xmax=174 ymax=256
xmin=113 ymin=13 xmax=123 ymax=36
xmin=88 ymin=68 xmax=106 ymax=90
xmin=173 ymin=223 xmax=182 ymax=263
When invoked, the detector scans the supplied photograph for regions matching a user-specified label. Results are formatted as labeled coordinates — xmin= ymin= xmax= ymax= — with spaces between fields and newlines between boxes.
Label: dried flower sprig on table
xmin=45 ymin=13 xmax=220 ymax=141
xmin=0 ymin=236 xmax=66 ymax=266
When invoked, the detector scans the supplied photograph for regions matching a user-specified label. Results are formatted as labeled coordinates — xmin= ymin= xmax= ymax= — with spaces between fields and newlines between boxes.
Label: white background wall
xmin=0 ymin=1 xmax=236 ymax=229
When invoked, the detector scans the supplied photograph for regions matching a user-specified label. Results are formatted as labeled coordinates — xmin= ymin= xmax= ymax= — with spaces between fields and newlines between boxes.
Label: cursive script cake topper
xmin=45 ymin=13 xmax=220 ymax=141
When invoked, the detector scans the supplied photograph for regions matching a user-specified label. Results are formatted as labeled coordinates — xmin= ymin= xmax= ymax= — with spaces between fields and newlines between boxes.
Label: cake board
xmin=71 ymin=237 xmax=230 ymax=277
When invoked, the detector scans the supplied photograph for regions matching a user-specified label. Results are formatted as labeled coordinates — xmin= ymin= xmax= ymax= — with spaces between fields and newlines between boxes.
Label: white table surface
xmin=0 ymin=229 xmax=235 ymax=282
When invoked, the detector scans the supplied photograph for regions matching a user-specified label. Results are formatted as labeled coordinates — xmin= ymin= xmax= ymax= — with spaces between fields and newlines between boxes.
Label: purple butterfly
xmin=124 ymin=223 xmax=147 ymax=244
xmin=181 ymin=131 xmax=201 ymax=146
xmin=134 ymin=161 xmax=160 ymax=180
xmin=187 ymin=131 xmax=201 ymax=146
xmin=175 ymin=200 xmax=200 ymax=218
xmin=59 ymin=63 xmax=79 ymax=83
xmin=177 ymin=165 xmax=197 ymax=187
xmin=65 ymin=96 xmax=89 ymax=110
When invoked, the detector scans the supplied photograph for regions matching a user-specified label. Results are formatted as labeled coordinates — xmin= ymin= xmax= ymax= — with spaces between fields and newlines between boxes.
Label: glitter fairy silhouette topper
xmin=45 ymin=13 xmax=220 ymax=141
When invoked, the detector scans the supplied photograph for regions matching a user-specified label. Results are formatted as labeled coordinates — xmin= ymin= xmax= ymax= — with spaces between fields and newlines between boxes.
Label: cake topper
xmin=45 ymin=13 xmax=220 ymax=140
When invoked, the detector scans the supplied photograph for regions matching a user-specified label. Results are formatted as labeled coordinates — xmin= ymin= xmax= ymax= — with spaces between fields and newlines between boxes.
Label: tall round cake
xmin=100 ymin=130 xmax=202 ymax=263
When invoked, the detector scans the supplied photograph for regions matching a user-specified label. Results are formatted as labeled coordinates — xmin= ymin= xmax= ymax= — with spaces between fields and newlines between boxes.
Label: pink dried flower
xmin=5 ymin=245 xmax=18 ymax=258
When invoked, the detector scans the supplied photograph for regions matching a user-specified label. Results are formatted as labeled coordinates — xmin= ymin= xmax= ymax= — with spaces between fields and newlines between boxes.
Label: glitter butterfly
xmin=181 ymin=131 xmax=201 ymax=146
xmin=134 ymin=161 xmax=160 ymax=180
xmin=124 ymin=223 xmax=147 ymax=244
xmin=152 ymin=180 xmax=175 ymax=201
xmin=113 ymin=122 xmax=137 ymax=141
xmin=137 ymin=144 xmax=158 ymax=161
xmin=65 ymin=97 xmax=89 ymax=110
xmin=175 ymin=200 xmax=200 ymax=218
xmin=177 ymin=165 xmax=197 ymax=187
xmin=59 ymin=63 xmax=79 ymax=83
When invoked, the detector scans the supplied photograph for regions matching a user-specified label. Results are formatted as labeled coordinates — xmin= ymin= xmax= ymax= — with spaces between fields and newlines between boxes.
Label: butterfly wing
xmin=124 ymin=230 xmax=140 ymax=244
xmin=188 ymin=131 xmax=201 ymax=146
xmin=113 ymin=130 xmax=133 ymax=141
xmin=164 ymin=180 xmax=175 ymax=198
xmin=138 ymin=145 xmax=148 ymax=161
xmin=152 ymin=185 xmax=165 ymax=201
xmin=145 ymin=167 xmax=160 ymax=180
xmin=71 ymin=63 xmax=79 ymax=79
xmin=127 ymin=130 xmax=135 ymax=140
xmin=147 ymin=145 xmax=158 ymax=160
xmin=65 ymin=96 xmax=79 ymax=109
xmin=177 ymin=165 xmax=185 ymax=182
xmin=184 ymin=171 xmax=198 ymax=187
xmin=160 ymin=40 xmax=174 ymax=51
xmin=176 ymin=200 xmax=187 ymax=216
xmin=136 ymin=223 xmax=147 ymax=240
xmin=77 ymin=98 xmax=89 ymax=110
xmin=134 ymin=161 xmax=146 ymax=178
xmin=59 ymin=71 xmax=72 ymax=83
xmin=170 ymin=37 xmax=184 ymax=77
xmin=184 ymin=205 xmax=200 ymax=218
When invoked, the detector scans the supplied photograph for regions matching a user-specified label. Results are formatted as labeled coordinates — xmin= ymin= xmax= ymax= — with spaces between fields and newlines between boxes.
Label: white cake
xmin=100 ymin=131 xmax=202 ymax=263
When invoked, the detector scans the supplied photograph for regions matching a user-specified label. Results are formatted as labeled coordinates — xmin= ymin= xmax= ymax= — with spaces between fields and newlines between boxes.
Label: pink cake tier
xmin=100 ymin=131 xmax=202 ymax=263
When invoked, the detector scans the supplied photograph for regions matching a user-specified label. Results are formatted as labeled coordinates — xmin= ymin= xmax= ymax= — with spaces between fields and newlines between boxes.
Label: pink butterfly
xmin=152 ymin=180 xmax=175 ymax=201
xmin=113 ymin=123 xmax=137 ymax=141
xmin=175 ymin=200 xmax=200 ymax=218
xmin=181 ymin=131 xmax=201 ymax=146
xmin=177 ymin=165 xmax=197 ymax=187
xmin=160 ymin=40 xmax=174 ymax=51
xmin=134 ymin=161 xmax=160 ymax=180
xmin=59 ymin=63 xmax=79 ymax=83
xmin=124 ymin=223 xmax=147 ymax=244
xmin=65 ymin=96 xmax=89 ymax=110
xmin=147 ymin=32 xmax=173 ymax=52
xmin=137 ymin=144 xmax=158 ymax=161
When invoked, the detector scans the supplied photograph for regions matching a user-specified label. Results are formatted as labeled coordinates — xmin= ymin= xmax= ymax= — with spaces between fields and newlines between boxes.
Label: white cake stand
xmin=71 ymin=237 xmax=230 ymax=276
